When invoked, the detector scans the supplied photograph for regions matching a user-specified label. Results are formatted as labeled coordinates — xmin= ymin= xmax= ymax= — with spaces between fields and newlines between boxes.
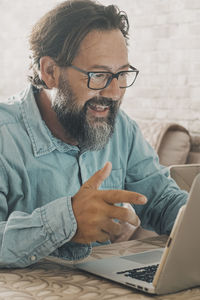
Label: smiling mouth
xmin=88 ymin=103 xmax=110 ymax=112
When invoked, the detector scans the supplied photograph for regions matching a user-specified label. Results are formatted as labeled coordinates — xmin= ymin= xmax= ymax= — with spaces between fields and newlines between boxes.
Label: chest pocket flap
xmin=100 ymin=169 xmax=123 ymax=190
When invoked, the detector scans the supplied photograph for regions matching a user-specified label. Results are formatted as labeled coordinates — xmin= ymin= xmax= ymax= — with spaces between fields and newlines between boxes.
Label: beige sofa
xmin=138 ymin=121 xmax=200 ymax=166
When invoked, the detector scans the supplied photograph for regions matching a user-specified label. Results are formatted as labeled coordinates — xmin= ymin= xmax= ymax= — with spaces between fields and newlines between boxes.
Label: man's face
xmin=52 ymin=29 xmax=128 ymax=151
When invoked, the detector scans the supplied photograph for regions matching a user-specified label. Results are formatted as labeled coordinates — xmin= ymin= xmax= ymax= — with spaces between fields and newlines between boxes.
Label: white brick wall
xmin=0 ymin=0 xmax=200 ymax=133
xmin=117 ymin=0 xmax=200 ymax=134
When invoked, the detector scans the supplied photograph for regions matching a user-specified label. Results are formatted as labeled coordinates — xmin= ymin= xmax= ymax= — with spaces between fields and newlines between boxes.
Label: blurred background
xmin=0 ymin=0 xmax=200 ymax=133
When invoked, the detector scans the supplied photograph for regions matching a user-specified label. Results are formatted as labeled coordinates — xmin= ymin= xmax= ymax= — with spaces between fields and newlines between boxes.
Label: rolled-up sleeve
xmin=0 ymin=185 xmax=91 ymax=268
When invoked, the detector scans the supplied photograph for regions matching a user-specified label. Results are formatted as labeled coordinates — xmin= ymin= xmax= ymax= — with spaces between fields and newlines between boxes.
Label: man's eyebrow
xmin=88 ymin=64 xmax=130 ymax=72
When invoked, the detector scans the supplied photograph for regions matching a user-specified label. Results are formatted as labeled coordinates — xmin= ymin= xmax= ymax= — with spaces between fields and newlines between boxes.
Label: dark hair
xmin=28 ymin=0 xmax=129 ymax=89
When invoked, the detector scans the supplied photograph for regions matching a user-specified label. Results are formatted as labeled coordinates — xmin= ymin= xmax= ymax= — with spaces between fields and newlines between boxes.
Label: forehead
xmin=72 ymin=29 xmax=128 ymax=70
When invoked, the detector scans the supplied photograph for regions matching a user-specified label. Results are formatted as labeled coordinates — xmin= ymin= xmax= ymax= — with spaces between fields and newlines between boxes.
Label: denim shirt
xmin=0 ymin=85 xmax=187 ymax=268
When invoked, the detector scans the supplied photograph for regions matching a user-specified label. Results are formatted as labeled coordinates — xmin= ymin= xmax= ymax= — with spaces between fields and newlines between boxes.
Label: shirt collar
xmin=21 ymin=85 xmax=79 ymax=157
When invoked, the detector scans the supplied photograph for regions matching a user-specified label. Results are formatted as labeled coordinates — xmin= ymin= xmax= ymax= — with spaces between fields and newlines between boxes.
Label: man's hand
xmin=71 ymin=162 xmax=147 ymax=244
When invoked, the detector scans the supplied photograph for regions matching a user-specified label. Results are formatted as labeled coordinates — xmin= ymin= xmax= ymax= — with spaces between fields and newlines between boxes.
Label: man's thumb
xmin=83 ymin=161 xmax=112 ymax=190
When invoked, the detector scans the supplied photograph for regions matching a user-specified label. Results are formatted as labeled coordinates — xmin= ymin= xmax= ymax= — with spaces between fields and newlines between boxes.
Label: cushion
xmin=187 ymin=135 xmax=200 ymax=164
xmin=158 ymin=127 xmax=191 ymax=166
xmin=138 ymin=121 xmax=191 ymax=166
xmin=187 ymin=152 xmax=200 ymax=164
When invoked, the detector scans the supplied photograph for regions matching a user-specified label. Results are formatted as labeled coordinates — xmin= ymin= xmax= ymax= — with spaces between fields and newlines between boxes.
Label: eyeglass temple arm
xmin=70 ymin=65 xmax=88 ymax=75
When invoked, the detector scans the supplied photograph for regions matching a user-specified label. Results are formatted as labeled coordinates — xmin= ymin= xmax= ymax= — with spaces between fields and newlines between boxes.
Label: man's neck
xmin=35 ymin=89 xmax=78 ymax=146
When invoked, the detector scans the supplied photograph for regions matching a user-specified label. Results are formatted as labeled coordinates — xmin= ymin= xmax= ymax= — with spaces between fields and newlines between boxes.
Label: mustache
xmin=85 ymin=97 xmax=119 ymax=109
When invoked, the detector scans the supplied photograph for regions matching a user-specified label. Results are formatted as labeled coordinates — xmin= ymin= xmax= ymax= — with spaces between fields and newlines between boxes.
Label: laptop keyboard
xmin=116 ymin=264 xmax=159 ymax=283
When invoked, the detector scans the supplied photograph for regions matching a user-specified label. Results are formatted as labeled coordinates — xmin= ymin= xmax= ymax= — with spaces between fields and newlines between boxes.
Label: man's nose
xmin=100 ymin=78 xmax=123 ymax=101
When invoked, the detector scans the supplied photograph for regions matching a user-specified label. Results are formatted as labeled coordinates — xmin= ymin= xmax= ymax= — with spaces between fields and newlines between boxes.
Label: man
xmin=0 ymin=0 xmax=187 ymax=268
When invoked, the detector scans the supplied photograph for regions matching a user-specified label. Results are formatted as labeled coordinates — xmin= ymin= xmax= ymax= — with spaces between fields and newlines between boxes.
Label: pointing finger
xmin=100 ymin=189 xmax=147 ymax=205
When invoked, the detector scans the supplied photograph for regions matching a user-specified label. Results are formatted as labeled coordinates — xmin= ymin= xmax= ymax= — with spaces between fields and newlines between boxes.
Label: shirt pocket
xmin=100 ymin=168 xmax=123 ymax=190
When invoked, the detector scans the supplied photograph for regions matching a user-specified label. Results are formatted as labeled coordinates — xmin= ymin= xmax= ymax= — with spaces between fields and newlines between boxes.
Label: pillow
xmin=158 ymin=128 xmax=191 ymax=166
xmin=138 ymin=121 xmax=191 ymax=166
xmin=187 ymin=135 xmax=200 ymax=164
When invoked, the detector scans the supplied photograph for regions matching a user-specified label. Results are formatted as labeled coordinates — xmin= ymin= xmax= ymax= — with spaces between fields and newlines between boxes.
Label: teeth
xmin=89 ymin=104 xmax=108 ymax=112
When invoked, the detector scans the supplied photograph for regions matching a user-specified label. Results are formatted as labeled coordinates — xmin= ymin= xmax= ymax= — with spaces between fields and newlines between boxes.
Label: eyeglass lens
xmin=89 ymin=71 xmax=137 ymax=89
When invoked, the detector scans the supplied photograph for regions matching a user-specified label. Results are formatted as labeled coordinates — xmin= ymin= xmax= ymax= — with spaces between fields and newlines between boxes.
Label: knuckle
xmin=83 ymin=182 xmax=95 ymax=190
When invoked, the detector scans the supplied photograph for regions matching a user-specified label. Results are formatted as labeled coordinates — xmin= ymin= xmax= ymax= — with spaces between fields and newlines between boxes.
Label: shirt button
xmin=30 ymin=255 xmax=37 ymax=262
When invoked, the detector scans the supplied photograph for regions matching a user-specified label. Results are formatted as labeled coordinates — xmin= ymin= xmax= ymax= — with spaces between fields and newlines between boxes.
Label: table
xmin=0 ymin=236 xmax=199 ymax=300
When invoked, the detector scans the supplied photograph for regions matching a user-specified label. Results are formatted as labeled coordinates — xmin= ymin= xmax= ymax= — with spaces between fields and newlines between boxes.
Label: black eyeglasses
xmin=69 ymin=65 xmax=139 ymax=90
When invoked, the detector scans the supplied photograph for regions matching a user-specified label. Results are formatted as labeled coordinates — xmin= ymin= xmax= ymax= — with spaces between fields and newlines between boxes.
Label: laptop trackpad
xmin=121 ymin=249 xmax=163 ymax=265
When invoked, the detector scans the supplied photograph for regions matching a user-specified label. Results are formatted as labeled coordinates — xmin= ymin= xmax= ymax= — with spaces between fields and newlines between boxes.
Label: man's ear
xmin=39 ymin=56 xmax=60 ymax=89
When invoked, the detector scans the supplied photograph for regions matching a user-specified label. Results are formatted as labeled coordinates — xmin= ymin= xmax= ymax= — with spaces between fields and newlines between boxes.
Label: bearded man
xmin=0 ymin=0 xmax=187 ymax=268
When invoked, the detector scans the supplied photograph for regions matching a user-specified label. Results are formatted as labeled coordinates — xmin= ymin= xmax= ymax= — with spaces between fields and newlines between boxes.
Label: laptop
xmin=76 ymin=166 xmax=200 ymax=295
xmin=169 ymin=163 xmax=200 ymax=192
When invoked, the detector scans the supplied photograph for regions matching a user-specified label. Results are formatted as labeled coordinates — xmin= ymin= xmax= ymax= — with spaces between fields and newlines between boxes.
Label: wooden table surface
xmin=0 ymin=235 xmax=200 ymax=300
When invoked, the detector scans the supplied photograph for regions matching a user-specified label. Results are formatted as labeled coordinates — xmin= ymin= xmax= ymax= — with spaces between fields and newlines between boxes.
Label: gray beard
xmin=52 ymin=77 xmax=120 ymax=152
xmin=79 ymin=119 xmax=113 ymax=151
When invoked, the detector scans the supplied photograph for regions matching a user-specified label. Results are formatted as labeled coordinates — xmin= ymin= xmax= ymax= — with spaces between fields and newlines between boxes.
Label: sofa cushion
xmin=158 ymin=127 xmax=191 ymax=166
xmin=187 ymin=135 xmax=200 ymax=164
xmin=138 ymin=121 xmax=191 ymax=166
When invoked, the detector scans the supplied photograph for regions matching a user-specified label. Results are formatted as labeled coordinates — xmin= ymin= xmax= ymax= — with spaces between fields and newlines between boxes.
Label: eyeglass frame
xmin=69 ymin=64 xmax=139 ymax=90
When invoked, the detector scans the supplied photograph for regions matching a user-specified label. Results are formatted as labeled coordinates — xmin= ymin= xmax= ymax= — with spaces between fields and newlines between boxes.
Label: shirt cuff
xmin=40 ymin=196 xmax=77 ymax=246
